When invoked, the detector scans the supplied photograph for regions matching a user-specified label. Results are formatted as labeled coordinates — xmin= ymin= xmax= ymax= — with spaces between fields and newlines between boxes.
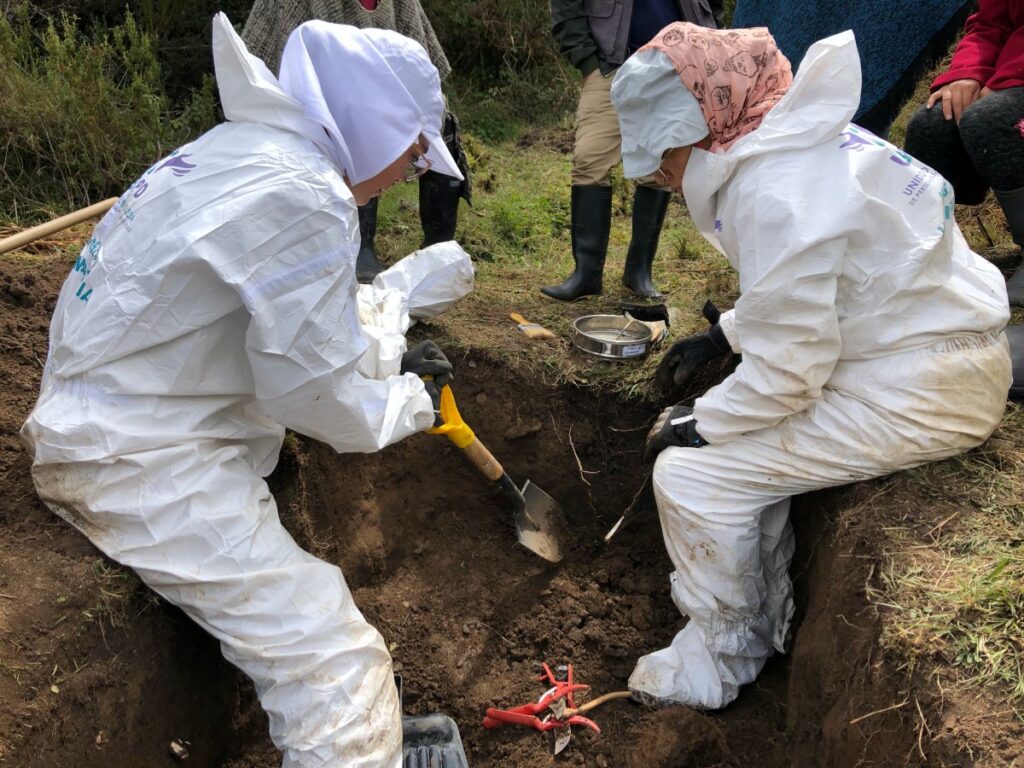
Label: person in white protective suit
xmin=21 ymin=14 xmax=475 ymax=768
xmin=609 ymin=22 xmax=1012 ymax=710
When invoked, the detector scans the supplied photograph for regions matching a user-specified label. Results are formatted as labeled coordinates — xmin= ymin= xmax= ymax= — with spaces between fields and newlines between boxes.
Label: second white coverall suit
xmin=613 ymin=32 xmax=1012 ymax=709
xmin=21 ymin=15 xmax=472 ymax=768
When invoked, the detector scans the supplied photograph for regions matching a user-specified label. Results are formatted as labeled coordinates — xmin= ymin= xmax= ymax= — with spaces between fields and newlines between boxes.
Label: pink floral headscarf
xmin=641 ymin=23 xmax=793 ymax=152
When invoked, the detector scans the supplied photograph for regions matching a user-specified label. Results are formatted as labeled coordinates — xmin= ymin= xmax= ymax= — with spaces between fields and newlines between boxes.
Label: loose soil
xmin=1 ymin=244 xmax=1019 ymax=767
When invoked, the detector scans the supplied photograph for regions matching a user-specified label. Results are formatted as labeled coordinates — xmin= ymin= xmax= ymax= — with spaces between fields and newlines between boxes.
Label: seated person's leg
xmin=632 ymin=335 xmax=1009 ymax=710
xmin=958 ymin=87 xmax=1024 ymax=195
xmin=34 ymin=443 xmax=401 ymax=768
xmin=959 ymin=88 xmax=1024 ymax=305
xmin=1006 ymin=324 xmax=1024 ymax=402
xmin=904 ymin=102 xmax=988 ymax=205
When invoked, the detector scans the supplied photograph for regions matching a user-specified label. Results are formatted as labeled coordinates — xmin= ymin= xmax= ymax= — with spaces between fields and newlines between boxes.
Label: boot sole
xmin=622 ymin=279 xmax=664 ymax=300
xmin=539 ymin=289 xmax=603 ymax=302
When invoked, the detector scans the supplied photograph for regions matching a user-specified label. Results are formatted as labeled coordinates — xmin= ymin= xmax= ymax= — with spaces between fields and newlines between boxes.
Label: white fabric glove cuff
xmin=717 ymin=309 xmax=742 ymax=354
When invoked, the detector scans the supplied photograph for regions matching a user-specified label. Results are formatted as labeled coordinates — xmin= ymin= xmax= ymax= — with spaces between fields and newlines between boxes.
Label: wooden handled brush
xmin=510 ymin=312 xmax=555 ymax=340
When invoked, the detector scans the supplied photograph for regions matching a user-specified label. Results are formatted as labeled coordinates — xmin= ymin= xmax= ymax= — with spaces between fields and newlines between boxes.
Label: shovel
xmin=427 ymin=384 xmax=565 ymax=562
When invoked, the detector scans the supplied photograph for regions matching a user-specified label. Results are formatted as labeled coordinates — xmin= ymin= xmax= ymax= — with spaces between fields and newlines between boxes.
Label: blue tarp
xmin=733 ymin=0 xmax=970 ymax=118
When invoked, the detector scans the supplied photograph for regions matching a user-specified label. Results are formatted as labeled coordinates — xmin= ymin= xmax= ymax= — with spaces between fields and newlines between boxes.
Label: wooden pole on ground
xmin=0 ymin=198 xmax=118 ymax=256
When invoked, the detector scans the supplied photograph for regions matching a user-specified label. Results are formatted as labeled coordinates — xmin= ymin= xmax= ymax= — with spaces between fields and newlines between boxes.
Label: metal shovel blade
xmin=513 ymin=480 xmax=565 ymax=563
xmin=552 ymin=727 xmax=572 ymax=755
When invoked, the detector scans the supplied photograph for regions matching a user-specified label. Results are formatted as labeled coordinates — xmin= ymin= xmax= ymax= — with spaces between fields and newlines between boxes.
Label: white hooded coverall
xmin=21 ymin=15 xmax=472 ymax=768
xmin=616 ymin=34 xmax=1012 ymax=709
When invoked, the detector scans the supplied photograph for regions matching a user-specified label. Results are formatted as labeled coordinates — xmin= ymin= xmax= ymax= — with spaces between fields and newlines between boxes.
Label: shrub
xmin=422 ymin=0 xmax=559 ymax=76
xmin=0 ymin=4 xmax=217 ymax=222
xmin=421 ymin=0 xmax=578 ymax=137
xmin=27 ymin=1 xmax=253 ymax=102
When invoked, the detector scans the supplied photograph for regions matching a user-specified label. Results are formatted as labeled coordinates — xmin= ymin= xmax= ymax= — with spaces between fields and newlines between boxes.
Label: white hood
xmin=683 ymin=31 xmax=861 ymax=232
xmin=211 ymin=13 xmax=344 ymax=167
xmin=211 ymin=14 xmax=463 ymax=185
xmin=277 ymin=21 xmax=463 ymax=185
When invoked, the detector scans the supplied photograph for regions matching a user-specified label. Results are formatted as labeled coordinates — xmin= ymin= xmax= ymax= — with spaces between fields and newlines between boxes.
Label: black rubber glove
xmin=644 ymin=405 xmax=707 ymax=462
xmin=701 ymin=299 xmax=721 ymax=325
xmin=654 ymin=323 xmax=731 ymax=394
xmin=420 ymin=380 xmax=443 ymax=427
xmin=400 ymin=340 xmax=453 ymax=389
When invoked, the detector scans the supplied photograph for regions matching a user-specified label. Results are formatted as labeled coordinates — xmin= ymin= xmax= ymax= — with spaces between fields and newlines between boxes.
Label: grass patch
xmin=869 ymin=404 xmax=1024 ymax=711
xmin=374 ymin=125 xmax=736 ymax=400
xmin=80 ymin=558 xmax=150 ymax=631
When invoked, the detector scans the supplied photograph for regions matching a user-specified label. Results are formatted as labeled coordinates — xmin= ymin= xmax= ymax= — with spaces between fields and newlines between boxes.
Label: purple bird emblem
xmin=156 ymin=154 xmax=197 ymax=177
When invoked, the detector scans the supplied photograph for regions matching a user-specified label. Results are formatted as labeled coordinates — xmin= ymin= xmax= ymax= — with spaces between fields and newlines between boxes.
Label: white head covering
xmin=278 ymin=21 xmax=463 ymax=185
xmin=611 ymin=49 xmax=709 ymax=179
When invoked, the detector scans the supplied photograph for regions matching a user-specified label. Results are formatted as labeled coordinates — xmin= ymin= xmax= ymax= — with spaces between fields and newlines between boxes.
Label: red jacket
xmin=932 ymin=0 xmax=1024 ymax=90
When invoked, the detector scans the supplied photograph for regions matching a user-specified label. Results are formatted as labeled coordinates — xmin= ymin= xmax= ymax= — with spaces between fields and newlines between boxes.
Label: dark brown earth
xmin=0 ymin=241 xmax=1019 ymax=768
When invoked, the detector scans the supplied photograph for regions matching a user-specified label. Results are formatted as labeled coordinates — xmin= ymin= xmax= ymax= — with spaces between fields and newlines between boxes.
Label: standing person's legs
xmin=418 ymin=170 xmax=461 ymax=246
xmin=622 ymin=183 xmax=672 ymax=298
xmin=903 ymin=103 xmax=989 ymax=204
xmin=356 ymin=198 xmax=384 ymax=284
xmin=419 ymin=111 xmax=469 ymax=247
xmin=572 ymin=70 xmax=623 ymax=188
xmin=544 ymin=71 xmax=672 ymax=300
xmin=959 ymin=87 xmax=1024 ymax=306
xmin=631 ymin=337 xmax=1010 ymax=709
xmin=541 ymin=72 xmax=619 ymax=300
xmin=33 ymin=441 xmax=402 ymax=768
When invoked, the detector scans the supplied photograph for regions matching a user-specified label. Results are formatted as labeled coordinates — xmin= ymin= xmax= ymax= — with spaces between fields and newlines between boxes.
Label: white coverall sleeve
xmin=248 ymin=311 xmax=435 ymax=455
xmin=216 ymin=176 xmax=434 ymax=453
xmin=693 ymin=200 xmax=846 ymax=444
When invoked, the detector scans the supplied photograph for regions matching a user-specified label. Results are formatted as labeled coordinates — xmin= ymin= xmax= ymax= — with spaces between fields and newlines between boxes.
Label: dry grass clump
xmin=869 ymin=405 xmax=1024 ymax=711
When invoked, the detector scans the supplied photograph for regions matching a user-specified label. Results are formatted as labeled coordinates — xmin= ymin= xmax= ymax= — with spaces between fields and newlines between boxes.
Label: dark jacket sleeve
xmin=678 ymin=0 xmax=720 ymax=28
xmin=550 ymin=0 xmax=601 ymax=76
xmin=709 ymin=0 xmax=725 ymax=28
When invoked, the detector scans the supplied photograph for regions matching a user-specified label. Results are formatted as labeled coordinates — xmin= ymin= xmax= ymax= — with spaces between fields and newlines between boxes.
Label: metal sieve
xmin=571 ymin=314 xmax=653 ymax=360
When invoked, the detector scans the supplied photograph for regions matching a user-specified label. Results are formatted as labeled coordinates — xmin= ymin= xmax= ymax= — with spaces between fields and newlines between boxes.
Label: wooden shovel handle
xmin=565 ymin=691 xmax=633 ymax=718
xmin=0 ymin=198 xmax=118 ymax=256
xmin=461 ymin=436 xmax=504 ymax=481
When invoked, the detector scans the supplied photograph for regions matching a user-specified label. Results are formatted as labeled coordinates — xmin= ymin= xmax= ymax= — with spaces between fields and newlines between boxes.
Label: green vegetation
xmin=424 ymin=0 xmax=577 ymax=141
xmin=373 ymin=133 xmax=736 ymax=399
xmin=0 ymin=4 xmax=217 ymax=222
xmin=870 ymin=405 xmax=1024 ymax=710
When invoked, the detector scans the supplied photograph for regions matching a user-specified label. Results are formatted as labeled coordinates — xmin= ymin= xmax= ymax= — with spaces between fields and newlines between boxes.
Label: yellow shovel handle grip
xmin=425 ymin=383 xmax=476 ymax=446
xmin=422 ymin=382 xmax=504 ymax=481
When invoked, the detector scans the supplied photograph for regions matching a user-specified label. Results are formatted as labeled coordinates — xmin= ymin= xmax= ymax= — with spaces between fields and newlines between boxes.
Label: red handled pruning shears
xmin=482 ymin=662 xmax=600 ymax=749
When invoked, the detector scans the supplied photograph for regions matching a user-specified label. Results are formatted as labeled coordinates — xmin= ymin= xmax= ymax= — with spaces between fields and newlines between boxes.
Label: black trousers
xmin=904 ymin=87 xmax=1024 ymax=203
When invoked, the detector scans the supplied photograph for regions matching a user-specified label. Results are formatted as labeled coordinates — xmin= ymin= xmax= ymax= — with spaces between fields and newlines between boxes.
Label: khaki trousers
xmin=573 ymin=69 xmax=662 ymax=188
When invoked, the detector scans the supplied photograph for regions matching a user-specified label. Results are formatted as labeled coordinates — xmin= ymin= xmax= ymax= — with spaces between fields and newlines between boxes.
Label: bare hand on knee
xmin=927 ymin=78 xmax=982 ymax=122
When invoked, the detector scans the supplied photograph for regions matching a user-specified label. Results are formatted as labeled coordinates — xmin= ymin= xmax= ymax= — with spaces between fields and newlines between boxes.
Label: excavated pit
xmin=1 ymin=254 xmax=931 ymax=767
xmin=219 ymin=355 xmax=920 ymax=768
